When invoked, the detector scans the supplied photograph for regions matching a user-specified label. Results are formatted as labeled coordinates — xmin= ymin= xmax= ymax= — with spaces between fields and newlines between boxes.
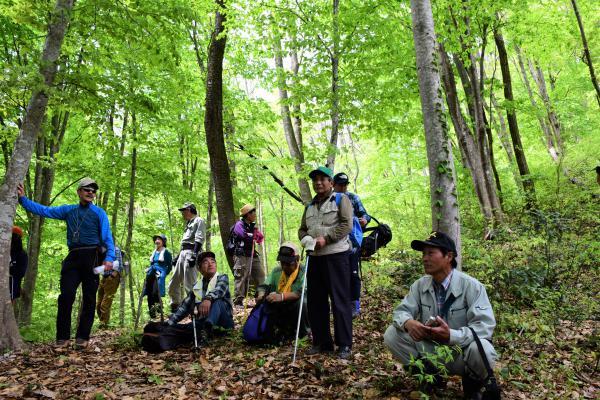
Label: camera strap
xmin=468 ymin=327 xmax=500 ymax=390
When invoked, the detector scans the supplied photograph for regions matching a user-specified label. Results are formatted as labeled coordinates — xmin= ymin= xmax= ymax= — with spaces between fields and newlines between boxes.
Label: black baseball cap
xmin=198 ymin=251 xmax=216 ymax=264
xmin=277 ymin=242 xmax=300 ymax=264
xmin=411 ymin=231 xmax=458 ymax=268
xmin=333 ymin=172 xmax=349 ymax=185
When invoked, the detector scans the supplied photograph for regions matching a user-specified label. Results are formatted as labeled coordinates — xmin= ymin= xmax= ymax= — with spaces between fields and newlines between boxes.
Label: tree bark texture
xmin=570 ymin=0 xmax=600 ymax=107
xmin=439 ymin=46 xmax=494 ymax=224
xmin=326 ymin=0 xmax=340 ymax=170
xmin=494 ymin=30 xmax=536 ymax=209
xmin=514 ymin=47 xmax=559 ymax=162
xmin=528 ymin=59 xmax=563 ymax=153
xmin=17 ymin=110 xmax=69 ymax=325
xmin=125 ymin=112 xmax=138 ymax=322
xmin=205 ymin=172 xmax=215 ymax=251
xmin=0 ymin=0 xmax=74 ymax=351
xmin=204 ymin=0 xmax=236 ymax=272
xmin=453 ymin=55 xmax=503 ymax=222
xmin=410 ymin=0 xmax=461 ymax=267
xmin=273 ymin=35 xmax=312 ymax=203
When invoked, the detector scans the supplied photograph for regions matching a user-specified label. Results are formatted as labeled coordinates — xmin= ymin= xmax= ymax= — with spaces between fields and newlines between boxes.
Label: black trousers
xmin=57 ymin=247 xmax=103 ymax=341
xmin=146 ymin=273 xmax=162 ymax=317
xmin=307 ymin=251 xmax=352 ymax=348
xmin=265 ymin=298 xmax=309 ymax=340
xmin=349 ymin=249 xmax=361 ymax=301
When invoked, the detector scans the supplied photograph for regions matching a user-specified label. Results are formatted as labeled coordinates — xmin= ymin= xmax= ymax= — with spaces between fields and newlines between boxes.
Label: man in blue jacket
xmin=17 ymin=177 xmax=115 ymax=349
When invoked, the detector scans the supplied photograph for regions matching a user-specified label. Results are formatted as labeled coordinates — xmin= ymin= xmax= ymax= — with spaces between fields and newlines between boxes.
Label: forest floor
xmin=0 ymin=287 xmax=598 ymax=399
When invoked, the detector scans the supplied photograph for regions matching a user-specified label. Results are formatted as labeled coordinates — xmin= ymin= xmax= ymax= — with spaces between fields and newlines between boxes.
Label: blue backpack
xmin=242 ymin=303 xmax=272 ymax=344
xmin=335 ymin=193 xmax=363 ymax=248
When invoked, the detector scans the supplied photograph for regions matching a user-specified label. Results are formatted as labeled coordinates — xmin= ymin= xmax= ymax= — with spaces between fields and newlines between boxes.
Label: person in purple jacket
xmin=17 ymin=177 xmax=115 ymax=349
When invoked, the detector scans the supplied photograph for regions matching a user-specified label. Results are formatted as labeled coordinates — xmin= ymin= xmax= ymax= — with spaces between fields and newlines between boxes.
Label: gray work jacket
xmin=392 ymin=269 xmax=496 ymax=348
xmin=181 ymin=216 xmax=206 ymax=247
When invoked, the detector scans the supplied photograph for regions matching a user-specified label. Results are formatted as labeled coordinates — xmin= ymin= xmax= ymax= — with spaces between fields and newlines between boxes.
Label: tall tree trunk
xmin=273 ymin=34 xmax=311 ymax=203
xmin=110 ymin=109 xmax=128 ymax=242
xmin=439 ymin=46 xmax=493 ymax=224
xmin=18 ymin=110 xmax=69 ymax=325
xmin=514 ymin=47 xmax=559 ymax=162
xmin=453 ymin=55 xmax=503 ymax=222
xmin=204 ymin=0 xmax=235 ymax=272
xmin=125 ymin=112 xmax=138 ymax=323
xmin=410 ymin=0 xmax=461 ymax=267
xmin=494 ymin=29 xmax=536 ymax=209
xmin=326 ymin=0 xmax=340 ymax=170
xmin=570 ymin=0 xmax=600 ymax=107
xmin=0 ymin=0 xmax=74 ymax=351
xmin=528 ymin=59 xmax=563 ymax=153
xmin=205 ymin=172 xmax=214 ymax=251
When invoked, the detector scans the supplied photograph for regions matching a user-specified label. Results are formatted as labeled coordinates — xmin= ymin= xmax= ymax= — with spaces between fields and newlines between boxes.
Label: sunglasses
xmin=81 ymin=188 xmax=97 ymax=194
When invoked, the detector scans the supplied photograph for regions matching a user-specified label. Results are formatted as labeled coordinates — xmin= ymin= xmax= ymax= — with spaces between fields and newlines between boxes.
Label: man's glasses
xmin=81 ymin=188 xmax=96 ymax=194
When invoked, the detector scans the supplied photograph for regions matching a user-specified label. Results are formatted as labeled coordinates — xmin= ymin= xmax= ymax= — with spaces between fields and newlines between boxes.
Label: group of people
xmin=13 ymin=167 xmax=498 ymax=398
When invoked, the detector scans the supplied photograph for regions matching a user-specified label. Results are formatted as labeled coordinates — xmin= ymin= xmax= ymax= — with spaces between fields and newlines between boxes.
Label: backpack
xmin=141 ymin=322 xmax=194 ymax=353
xmin=361 ymin=216 xmax=392 ymax=258
xmin=225 ymin=224 xmax=238 ymax=255
xmin=242 ymin=302 xmax=273 ymax=344
xmin=334 ymin=193 xmax=363 ymax=248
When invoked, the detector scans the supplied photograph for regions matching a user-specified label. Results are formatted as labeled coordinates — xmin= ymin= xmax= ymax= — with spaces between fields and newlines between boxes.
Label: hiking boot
xmin=306 ymin=344 xmax=334 ymax=356
xmin=462 ymin=375 xmax=484 ymax=399
xmin=352 ymin=300 xmax=361 ymax=319
xmin=55 ymin=339 xmax=70 ymax=348
xmin=337 ymin=346 xmax=352 ymax=360
xmin=74 ymin=338 xmax=89 ymax=350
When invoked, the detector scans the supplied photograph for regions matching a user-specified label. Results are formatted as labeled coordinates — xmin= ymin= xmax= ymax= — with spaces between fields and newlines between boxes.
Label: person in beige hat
xmin=230 ymin=204 xmax=265 ymax=306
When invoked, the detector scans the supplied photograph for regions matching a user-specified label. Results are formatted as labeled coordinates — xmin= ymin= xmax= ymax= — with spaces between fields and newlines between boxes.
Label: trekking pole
xmin=192 ymin=309 xmax=199 ymax=350
xmin=243 ymin=236 xmax=257 ymax=309
xmin=134 ymin=273 xmax=148 ymax=330
xmin=292 ymin=253 xmax=310 ymax=364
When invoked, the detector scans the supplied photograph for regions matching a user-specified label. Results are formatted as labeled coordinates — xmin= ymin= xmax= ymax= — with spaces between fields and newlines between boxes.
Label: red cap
xmin=12 ymin=226 xmax=23 ymax=237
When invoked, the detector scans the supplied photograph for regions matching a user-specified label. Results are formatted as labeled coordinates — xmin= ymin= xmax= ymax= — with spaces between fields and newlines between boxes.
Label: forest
xmin=0 ymin=0 xmax=598 ymax=398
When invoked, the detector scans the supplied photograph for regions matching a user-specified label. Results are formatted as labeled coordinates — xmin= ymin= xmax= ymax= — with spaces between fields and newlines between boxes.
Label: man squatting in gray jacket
xmin=384 ymin=231 xmax=497 ymax=399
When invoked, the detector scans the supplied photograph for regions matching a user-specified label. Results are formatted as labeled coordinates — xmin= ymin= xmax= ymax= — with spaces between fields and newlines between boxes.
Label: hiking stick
xmin=192 ymin=309 xmax=199 ymax=349
xmin=292 ymin=253 xmax=310 ymax=364
xmin=243 ymin=236 xmax=257 ymax=308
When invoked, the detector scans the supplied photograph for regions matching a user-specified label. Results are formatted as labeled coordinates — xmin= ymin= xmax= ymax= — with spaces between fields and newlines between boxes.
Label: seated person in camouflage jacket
xmin=167 ymin=251 xmax=234 ymax=345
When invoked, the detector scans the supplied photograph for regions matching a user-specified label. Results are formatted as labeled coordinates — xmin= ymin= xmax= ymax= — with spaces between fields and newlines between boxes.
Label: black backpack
xmin=225 ymin=224 xmax=238 ymax=255
xmin=361 ymin=216 xmax=392 ymax=258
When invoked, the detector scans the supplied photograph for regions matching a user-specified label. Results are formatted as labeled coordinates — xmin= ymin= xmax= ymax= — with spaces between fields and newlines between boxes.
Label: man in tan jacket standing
xmin=299 ymin=166 xmax=353 ymax=359
xmin=168 ymin=202 xmax=206 ymax=312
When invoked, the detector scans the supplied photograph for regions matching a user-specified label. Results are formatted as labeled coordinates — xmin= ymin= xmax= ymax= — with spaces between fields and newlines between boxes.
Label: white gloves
xmin=301 ymin=236 xmax=316 ymax=252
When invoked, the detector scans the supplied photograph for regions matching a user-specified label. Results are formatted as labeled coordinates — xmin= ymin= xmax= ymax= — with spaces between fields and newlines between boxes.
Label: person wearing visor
xmin=167 ymin=252 xmax=234 ymax=347
xmin=333 ymin=172 xmax=371 ymax=318
xmin=299 ymin=166 xmax=354 ymax=359
xmin=168 ymin=202 xmax=206 ymax=312
xmin=143 ymin=234 xmax=172 ymax=318
xmin=255 ymin=242 xmax=309 ymax=343
xmin=17 ymin=177 xmax=115 ymax=349
xmin=231 ymin=204 xmax=265 ymax=306
xmin=383 ymin=231 xmax=497 ymax=398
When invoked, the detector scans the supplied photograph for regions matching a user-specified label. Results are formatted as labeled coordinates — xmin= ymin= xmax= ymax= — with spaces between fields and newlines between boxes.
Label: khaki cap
xmin=240 ymin=204 xmax=256 ymax=217
xmin=78 ymin=177 xmax=98 ymax=190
